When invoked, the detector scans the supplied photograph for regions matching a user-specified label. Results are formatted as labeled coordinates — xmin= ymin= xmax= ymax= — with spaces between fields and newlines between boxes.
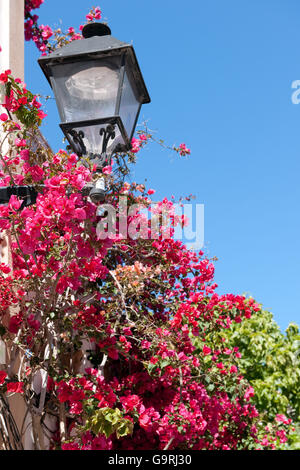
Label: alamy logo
xmin=96 ymin=196 xmax=205 ymax=251
xmin=291 ymin=80 xmax=300 ymax=104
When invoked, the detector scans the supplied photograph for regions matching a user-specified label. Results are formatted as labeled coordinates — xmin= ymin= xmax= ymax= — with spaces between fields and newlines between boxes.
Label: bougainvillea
xmin=24 ymin=1 xmax=100 ymax=55
xmin=0 ymin=3 xmax=294 ymax=450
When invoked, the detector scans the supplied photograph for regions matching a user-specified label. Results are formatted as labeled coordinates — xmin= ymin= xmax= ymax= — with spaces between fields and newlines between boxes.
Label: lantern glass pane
xmin=70 ymin=122 xmax=125 ymax=157
xmin=119 ymin=70 xmax=140 ymax=138
xmin=50 ymin=57 xmax=122 ymax=123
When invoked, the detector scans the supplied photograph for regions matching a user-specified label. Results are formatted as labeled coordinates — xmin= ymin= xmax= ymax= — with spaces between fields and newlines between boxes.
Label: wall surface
xmin=0 ymin=0 xmax=27 ymax=450
xmin=0 ymin=0 xmax=24 ymax=80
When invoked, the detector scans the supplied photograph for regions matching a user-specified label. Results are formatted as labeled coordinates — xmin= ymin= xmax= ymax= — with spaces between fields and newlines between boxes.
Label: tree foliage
xmin=220 ymin=309 xmax=300 ymax=449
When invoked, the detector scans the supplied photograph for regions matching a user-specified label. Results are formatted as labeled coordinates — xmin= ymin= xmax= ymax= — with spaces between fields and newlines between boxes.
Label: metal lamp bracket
xmin=0 ymin=186 xmax=40 ymax=210
xmin=60 ymin=116 xmax=130 ymax=168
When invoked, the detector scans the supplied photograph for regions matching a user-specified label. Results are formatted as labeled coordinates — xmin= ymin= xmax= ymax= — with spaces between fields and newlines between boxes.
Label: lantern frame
xmin=38 ymin=23 xmax=151 ymax=158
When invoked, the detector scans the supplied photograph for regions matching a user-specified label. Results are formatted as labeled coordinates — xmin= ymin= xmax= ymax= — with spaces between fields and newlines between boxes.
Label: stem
xmin=109 ymin=269 xmax=128 ymax=320
xmin=163 ymin=437 xmax=174 ymax=450
xmin=59 ymin=403 xmax=67 ymax=445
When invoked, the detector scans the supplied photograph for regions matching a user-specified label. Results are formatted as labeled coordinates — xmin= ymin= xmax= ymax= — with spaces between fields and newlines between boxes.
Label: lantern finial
xmin=82 ymin=22 xmax=111 ymax=39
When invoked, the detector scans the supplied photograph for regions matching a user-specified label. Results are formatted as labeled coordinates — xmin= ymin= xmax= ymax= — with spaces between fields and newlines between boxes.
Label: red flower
xmin=18 ymin=96 xmax=28 ymax=105
xmin=0 ymin=263 xmax=11 ymax=274
xmin=0 ymin=70 xmax=11 ymax=84
xmin=120 ymin=394 xmax=141 ymax=412
xmin=178 ymin=143 xmax=191 ymax=156
xmin=203 ymin=345 xmax=211 ymax=356
xmin=244 ymin=386 xmax=255 ymax=401
xmin=15 ymin=138 xmax=27 ymax=147
xmin=0 ymin=371 xmax=7 ymax=385
xmin=8 ymin=314 xmax=22 ymax=334
xmin=6 ymin=382 xmax=24 ymax=394
xmin=57 ymin=381 xmax=73 ymax=403
xmin=37 ymin=110 xmax=47 ymax=120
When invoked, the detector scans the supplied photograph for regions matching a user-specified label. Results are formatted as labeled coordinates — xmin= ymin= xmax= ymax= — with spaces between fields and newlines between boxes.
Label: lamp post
xmin=38 ymin=22 xmax=151 ymax=203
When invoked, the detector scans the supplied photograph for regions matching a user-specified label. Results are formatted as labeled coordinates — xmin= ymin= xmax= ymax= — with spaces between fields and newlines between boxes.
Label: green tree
xmin=222 ymin=308 xmax=300 ymax=449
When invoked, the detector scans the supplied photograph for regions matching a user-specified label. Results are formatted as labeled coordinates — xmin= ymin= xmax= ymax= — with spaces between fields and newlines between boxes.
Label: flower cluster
xmin=0 ymin=72 xmax=46 ymax=127
xmin=131 ymin=134 xmax=149 ymax=154
xmin=131 ymin=132 xmax=191 ymax=160
xmin=0 ymin=6 xmax=293 ymax=451
xmin=86 ymin=7 xmax=102 ymax=22
xmin=0 ymin=68 xmax=291 ymax=450
xmin=178 ymin=143 xmax=191 ymax=157
xmin=0 ymin=371 xmax=24 ymax=394
xmin=24 ymin=1 xmax=103 ymax=55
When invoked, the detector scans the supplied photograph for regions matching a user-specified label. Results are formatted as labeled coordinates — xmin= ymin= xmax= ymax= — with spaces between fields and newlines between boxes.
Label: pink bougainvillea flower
xmin=8 ymin=314 xmax=23 ymax=334
xmin=40 ymin=24 xmax=53 ymax=40
xmin=0 ymin=70 xmax=11 ymax=84
xmin=147 ymin=189 xmax=155 ymax=195
xmin=15 ymin=138 xmax=27 ymax=147
xmin=8 ymin=195 xmax=22 ymax=211
xmin=178 ymin=143 xmax=191 ymax=156
xmin=131 ymin=137 xmax=141 ymax=153
xmin=37 ymin=110 xmax=47 ymax=120
xmin=0 ymin=371 xmax=7 ymax=385
xmin=0 ymin=263 xmax=11 ymax=274
xmin=202 ymin=345 xmax=211 ymax=356
xmin=74 ymin=208 xmax=87 ymax=221
xmin=244 ymin=386 xmax=255 ymax=401
xmin=275 ymin=414 xmax=292 ymax=425
xmin=102 ymin=165 xmax=112 ymax=175
xmin=6 ymin=382 xmax=24 ymax=394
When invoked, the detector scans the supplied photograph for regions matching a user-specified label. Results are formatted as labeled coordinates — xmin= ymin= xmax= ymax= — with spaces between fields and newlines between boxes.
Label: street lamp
xmin=38 ymin=22 xmax=151 ymax=202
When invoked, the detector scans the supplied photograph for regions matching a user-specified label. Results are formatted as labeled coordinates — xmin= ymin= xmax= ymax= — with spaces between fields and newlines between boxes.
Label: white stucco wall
xmin=0 ymin=0 xmax=24 ymax=81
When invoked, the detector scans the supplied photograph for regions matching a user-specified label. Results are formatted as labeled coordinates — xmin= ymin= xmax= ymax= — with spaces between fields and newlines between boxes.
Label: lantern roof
xmin=38 ymin=23 xmax=151 ymax=104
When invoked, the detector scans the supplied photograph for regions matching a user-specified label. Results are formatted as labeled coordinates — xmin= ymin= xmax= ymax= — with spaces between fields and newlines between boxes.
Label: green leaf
xmin=116 ymin=419 xmax=134 ymax=438
xmin=85 ymin=407 xmax=133 ymax=440
xmin=0 ymin=326 xmax=6 ymax=337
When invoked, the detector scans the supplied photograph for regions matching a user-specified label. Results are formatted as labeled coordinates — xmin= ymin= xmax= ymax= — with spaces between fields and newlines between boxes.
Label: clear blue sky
xmin=25 ymin=0 xmax=300 ymax=331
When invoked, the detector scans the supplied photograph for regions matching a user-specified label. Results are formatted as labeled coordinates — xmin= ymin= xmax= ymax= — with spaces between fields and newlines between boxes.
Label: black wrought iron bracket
xmin=0 ymin=182 xmax=103 ymax=209
xmin=100 ymin=124 xmax=116 ymax=155
xmin=68 ymin=129 xmax=87 ymax=157
xmin=65 ymin=123 xmax=116 ymax=170
xmin=60 ymin=116 xmax=130 ymax=168
xmin=0 ymin=186 xmax=40 ymax=210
